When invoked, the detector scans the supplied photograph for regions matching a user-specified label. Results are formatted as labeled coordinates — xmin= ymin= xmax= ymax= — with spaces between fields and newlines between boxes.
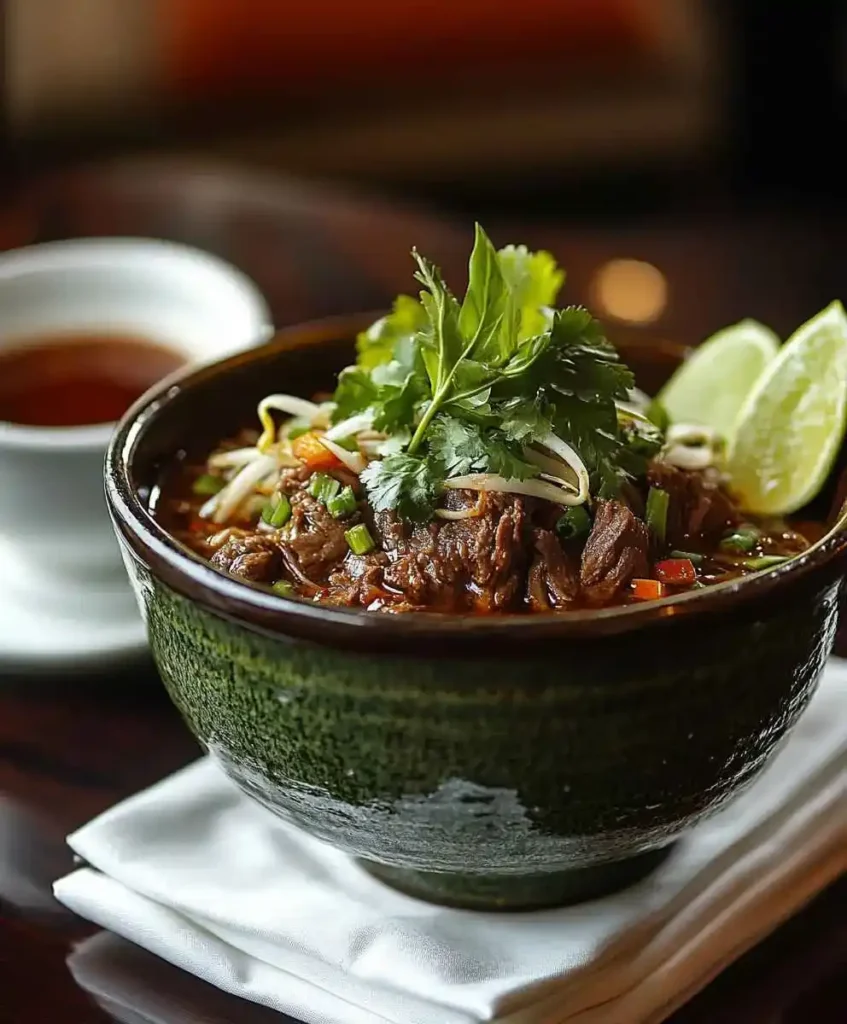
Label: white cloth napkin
xmin=55 ymin=663 xmax=847 ymax=1024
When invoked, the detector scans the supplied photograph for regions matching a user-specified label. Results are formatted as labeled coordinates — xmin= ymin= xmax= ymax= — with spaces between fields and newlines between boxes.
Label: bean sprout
xmin=434 ymin=507 xmax=481 ymax=520
xmin=663 ymin=445 xmax=715 ymax=471
xmin=201 ymin=454 xmax=279 ymax=523
xmin=257 ymin=395 xmax=323 ymax=450
xmin=443 ymin=473 xmax=586 ymax=506
xmin=325 ymin=412 xmax=374 ymax=440
xmin=666 ymin=423 xmax=720 ymax=446
xmin=523 ymin=448 xmax=577 ymax=487
xmin=318 ymin=436 xmax=367 ymax=474
xmin=537 ymin=432 xmax=590 ymax=503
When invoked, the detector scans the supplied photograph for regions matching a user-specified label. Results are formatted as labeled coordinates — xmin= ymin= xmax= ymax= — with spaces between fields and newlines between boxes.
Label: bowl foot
xmin=360 ymin=844 xmax=675 ymax=911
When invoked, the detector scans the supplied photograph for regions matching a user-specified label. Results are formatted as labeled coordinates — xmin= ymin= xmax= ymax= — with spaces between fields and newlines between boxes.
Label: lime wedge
xmin=658 ymin=319 xmax=779 ymax=436
xmin=726 ymin=301 xmax=847 ymax=515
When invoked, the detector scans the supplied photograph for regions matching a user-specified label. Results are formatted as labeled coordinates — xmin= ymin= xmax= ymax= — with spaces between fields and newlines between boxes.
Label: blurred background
xmin=3 ymin=0 xmax=847 ymax=337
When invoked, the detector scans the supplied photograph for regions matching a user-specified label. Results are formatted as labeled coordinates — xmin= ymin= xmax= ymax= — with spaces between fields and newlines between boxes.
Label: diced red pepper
xmin=291 ymin=431 xmax=342 ymax=471
xmin=630 ymin=578 xmax=666 ymax=601
xmin=654 ymin=558 xmax=697 ymax=586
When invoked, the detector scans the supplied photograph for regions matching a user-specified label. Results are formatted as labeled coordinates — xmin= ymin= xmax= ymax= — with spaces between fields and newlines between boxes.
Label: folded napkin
xmin=55 ymin=663 xmax=847 ymax=1024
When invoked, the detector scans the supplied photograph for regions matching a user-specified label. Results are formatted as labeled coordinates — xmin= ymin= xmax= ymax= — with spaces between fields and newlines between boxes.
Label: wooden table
xmin=0 ymin=160 xmax=845 ymax=1022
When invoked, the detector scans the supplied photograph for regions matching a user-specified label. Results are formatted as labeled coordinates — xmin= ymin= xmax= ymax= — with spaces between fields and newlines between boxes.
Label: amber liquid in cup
xmin=0 ymin=333 xmax=185 ymax=428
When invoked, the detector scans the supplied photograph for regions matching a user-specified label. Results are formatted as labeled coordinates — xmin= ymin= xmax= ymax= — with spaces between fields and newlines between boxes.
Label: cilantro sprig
xmin=335 ymin=225 xmax=662 ymax=521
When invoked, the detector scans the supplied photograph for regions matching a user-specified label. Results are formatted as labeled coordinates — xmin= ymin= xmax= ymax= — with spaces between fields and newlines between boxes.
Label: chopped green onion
xmin=720 ymin=528 xmax=759 ymax=554
xmin=556 ymin=505 xmax=592 ymax=540
xmin=345 ymin=523 xmax=375 ymax=555
xmin=670 ymin=549 xmax=705 ymax=565
xmin=327 ymin=485 xmax=357 ymax=519
xmin=646 ymin=487 xmax=669 ymax=543
xmin=192 ymin=473 xmax=224 ymax=496
xmin=272 ymin=580 xmax=295 ymax=596
xmin=287 ymin=425 xmax=309 ymax=440
xmin=261 ymin=493 xmax=291 ymax=528
xmin=334 ymin=435 xmax=360 ymax=452
xmin=646 ymin=399 xmax=670 ymax=432
xmin=308 ymin=472 xmax=341 ymax=504
xmin=737 ymin=555 xmax=790 ymax=570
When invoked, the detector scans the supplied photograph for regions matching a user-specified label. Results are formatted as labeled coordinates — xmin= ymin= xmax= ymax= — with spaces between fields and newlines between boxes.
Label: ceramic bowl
xmin=105 ymin=315 xmax=847 ymax=911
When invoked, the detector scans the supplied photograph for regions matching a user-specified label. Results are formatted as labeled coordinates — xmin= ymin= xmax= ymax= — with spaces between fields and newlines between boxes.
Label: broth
xmin=156 ymin=434 xmax=813 ymax=615
xmin=0 ymin=333 xmax=185 ymax=427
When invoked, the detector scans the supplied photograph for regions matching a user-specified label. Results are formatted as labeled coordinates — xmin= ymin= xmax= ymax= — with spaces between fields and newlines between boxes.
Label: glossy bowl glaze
xmin=105 ymin=315 xmax=847 ymax=910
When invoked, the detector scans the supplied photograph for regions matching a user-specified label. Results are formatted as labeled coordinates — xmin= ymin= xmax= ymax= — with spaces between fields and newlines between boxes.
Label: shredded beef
xmin=278 ymin=464 xmax=360 ymax=496
xmin=379 ymin=519 xmax=445 ymax=606
xmin=526 ymin=529 xmax=580 ymax=611
xmin=580 ymin=499 xmax=649 ymax=605
xmin=647 ymin=461 xmax=740 ymax=547
xmin=200 ymin=452 xmax=756 ymax=612
xmin=360 ymin=490 xmax=529 ymax=611
xmin=210 ymin=535 xmax=281 ymax=583
xmin=282 ymin=488 xmax=352 ymax=583
xmin=277 ymin=466 xmax=312 ymax=494
xmin=325 ymin=552 xmax=400 ymax=609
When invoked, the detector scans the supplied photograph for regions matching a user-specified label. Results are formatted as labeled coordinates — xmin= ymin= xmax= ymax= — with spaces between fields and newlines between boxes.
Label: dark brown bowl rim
xmin=106 ymin=312 xmax=847 ymax=651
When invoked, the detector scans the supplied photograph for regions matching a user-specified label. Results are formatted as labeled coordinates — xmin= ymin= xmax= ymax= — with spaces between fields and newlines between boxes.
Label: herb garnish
xmin=338 ymin=225 xmax=661 ymax=521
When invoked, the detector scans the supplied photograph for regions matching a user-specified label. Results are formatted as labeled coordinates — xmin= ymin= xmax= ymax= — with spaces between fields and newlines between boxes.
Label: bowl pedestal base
xmin=360 ymin=844 xmax=675 ymax=912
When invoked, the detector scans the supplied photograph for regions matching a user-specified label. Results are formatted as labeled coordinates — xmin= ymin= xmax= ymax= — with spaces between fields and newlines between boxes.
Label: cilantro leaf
xmin=413 ymin=252 xmax=464 ymax=393
xmin=337 ymin=298 xmax=429 ymax=423
xmin=498 ymin=332 xmax=552 ymax=383
xmin=490 ymin=307 xmax=631 ymax=415
xmin=549 ymin=397 xmax=662 ymax=499
xmin=427 ymin=415 xmax=487 ymax=476
xmin=550 ymin=394 xmax=624 ymax=498
xmin=370 ymin=359 xmax=410 ymax=387
xmin=545 ymin=307 xmax=634 ymax=401
xmin=445 ymin=359 xmax=493 ymax=415
xmin=458 ymin=224 xmax=509 ymax=363
xmin=356 ymin=295 xmax=426 ymax=370
xmin=498 ymin=398 xmax=554 ymax=443
xmin=483 ymin=436 xmax=540 ymax=481
xmin=333 ymin=226 xmax=657 ymax=522
xmin=372 ymin=372 xmax=428 ymax=433
xmin=360 ymin=452 xmax=442 ymax=523
xmin=497 ymin=244 xmax=564 ymax=338
xmin=428 ymin=415 xmax=539 ymax=481
xmin=492 ymin=308 xmax=647 ymax=497
xmin=375 ymin=431 xmax=410 ymax=457
xmin=407 ymin=227 xmax=561 ymax=453
xmin=332 ymin=367 xmax=378 ymax=423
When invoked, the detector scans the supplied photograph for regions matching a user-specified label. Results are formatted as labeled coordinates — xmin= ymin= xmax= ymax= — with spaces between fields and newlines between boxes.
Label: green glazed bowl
xmin=105 ymin=315 xmax=847 ymax=911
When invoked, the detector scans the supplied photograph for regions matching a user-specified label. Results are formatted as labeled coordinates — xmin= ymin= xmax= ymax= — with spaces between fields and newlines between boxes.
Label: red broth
xmin=0 ymin=334 xmax=185 ymax=427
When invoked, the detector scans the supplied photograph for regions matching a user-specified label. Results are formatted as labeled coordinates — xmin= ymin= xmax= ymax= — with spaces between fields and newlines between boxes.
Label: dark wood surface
xmin=0 ymin=159 xmax=845 ymax=1022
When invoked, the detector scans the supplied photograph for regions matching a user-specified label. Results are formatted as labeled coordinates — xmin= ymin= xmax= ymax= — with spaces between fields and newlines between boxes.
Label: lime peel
xmin=658 ymin=319 xmax=779 ymax=439
xmin=726 ymin=300 xmax=847 ymax=516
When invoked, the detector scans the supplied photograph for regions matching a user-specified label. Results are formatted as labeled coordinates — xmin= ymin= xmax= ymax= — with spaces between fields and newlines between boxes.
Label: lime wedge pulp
xmin=658 ymin=319 xmax=779 ymax=437
xmin=726 ymin=301 xmax=847 ymax=516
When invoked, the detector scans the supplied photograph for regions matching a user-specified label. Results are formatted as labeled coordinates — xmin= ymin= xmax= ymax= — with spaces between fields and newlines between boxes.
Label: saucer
xmin=0 ymin=537 xmax=147 ymax=673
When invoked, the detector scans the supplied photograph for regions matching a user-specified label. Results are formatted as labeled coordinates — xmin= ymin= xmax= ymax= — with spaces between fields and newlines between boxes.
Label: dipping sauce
xmin=0 ymin=334 xmax=185 ymax=427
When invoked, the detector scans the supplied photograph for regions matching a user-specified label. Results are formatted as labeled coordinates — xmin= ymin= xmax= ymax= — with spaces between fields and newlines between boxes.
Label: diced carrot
xmin=654 ymin=558 xmax=697 ymax=585
xmin=291 ymin=431 xmax=342 ymax=471
xmin=630 ymin=578 xmax=666 ymax=601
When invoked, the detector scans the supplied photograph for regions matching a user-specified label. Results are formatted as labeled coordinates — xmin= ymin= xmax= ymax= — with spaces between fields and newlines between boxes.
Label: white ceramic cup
xmin=0 ymin=238 xmax=272 ymax=606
